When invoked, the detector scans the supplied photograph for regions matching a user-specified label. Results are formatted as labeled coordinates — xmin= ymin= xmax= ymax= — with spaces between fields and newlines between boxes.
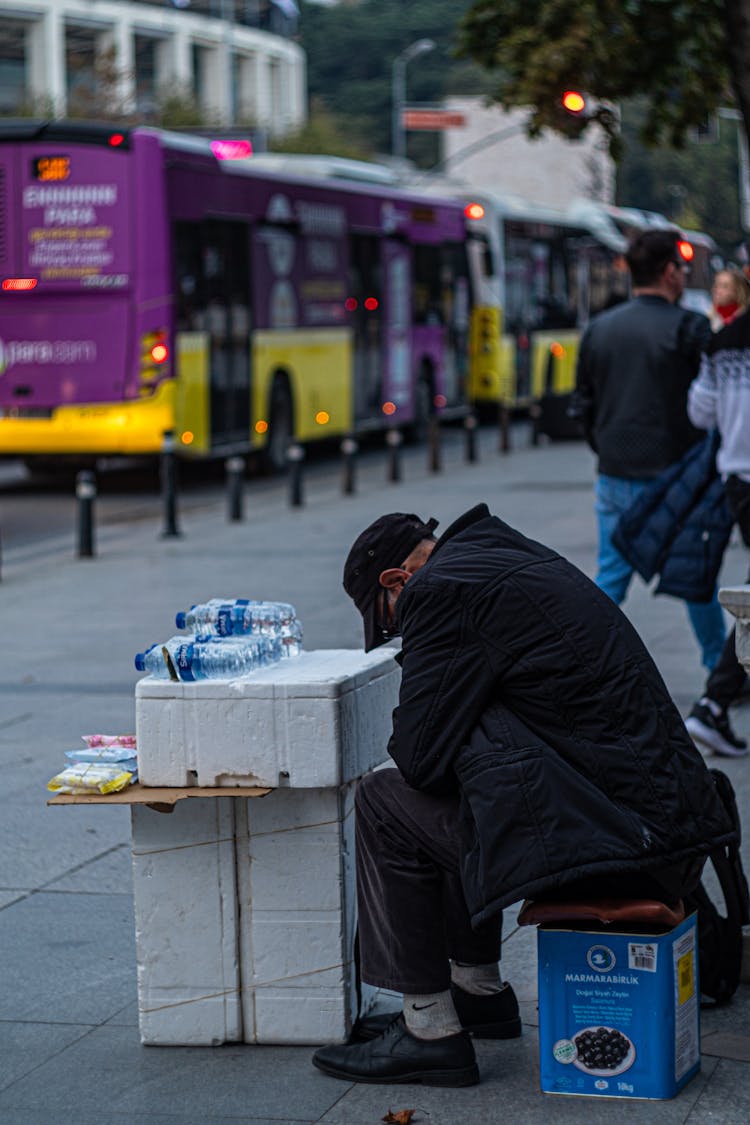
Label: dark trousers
xmin=354 ymin=767 xmax=503 ymax=994
xmin=706 ymin=476 xmax=750 ymax=710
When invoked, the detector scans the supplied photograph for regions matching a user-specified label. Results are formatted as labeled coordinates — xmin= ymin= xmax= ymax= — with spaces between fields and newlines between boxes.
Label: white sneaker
xmin=685 ymin=702 xmax=749 ymax=758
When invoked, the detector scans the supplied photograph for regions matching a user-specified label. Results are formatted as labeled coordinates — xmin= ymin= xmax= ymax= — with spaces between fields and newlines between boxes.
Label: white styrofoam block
xmin=131 ymin=798 xmax=242 ymax=1046
xmin=131 ymin=785 xmax=372 ymax=1046
xmin=135 ymin=649 xmax=399 ymax=788
xmin=237 ymin=785 xmax=360 ymax=1045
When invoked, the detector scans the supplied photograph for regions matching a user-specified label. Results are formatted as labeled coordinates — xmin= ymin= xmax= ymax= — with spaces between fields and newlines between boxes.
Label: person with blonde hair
xmin=710 ymin=267 xmax=750 ymax=330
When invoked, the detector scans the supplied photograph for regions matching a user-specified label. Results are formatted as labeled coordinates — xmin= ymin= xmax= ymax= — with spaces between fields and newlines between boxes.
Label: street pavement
xmin=1 ymin=423 xmax=749 ymax=1124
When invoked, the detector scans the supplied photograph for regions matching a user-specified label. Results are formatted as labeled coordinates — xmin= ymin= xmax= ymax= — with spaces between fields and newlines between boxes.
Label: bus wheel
xmin=265 ymin=377 xmax=294 ymax=473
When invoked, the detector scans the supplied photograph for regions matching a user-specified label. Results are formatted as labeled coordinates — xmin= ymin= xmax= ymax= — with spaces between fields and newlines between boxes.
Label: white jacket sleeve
xmin=688 ymin=353 xmax=718 ymax=431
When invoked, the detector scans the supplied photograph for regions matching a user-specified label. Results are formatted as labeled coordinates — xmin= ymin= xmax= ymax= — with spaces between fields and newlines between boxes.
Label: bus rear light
xmin=550 ymin=341 xmax=565 ymax=358
xmin=382 ymin=401 xmax=396 ymax=416
xmin=677 ymin=239 xmax=694 ymax=262
xmin=151 ymin=343 xmax=169 ymax=364
xmin=464 ymin=202 xmax=485 ymax=221
xmin=2 ymin=278 xmax=37 ymax=291
xmin=109 ymin=133 xmax=125 ymax=147
xmin=255 ymin=419 xmax=269 ymax=434
xmin=364 ymin=297 xmax=379 ymax=311
xmin=345 ymin=297 xmax=358 ymax=311
xmin=315 ymin=411 xmax=330 ymax=425
xmin=434 ymin=393 xmax=447 ymax=408
xmin=181 ymin=431 xmax=194 ymax=445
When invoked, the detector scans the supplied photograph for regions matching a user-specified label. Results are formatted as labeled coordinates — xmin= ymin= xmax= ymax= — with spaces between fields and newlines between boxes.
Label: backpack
xmin=683 ymin=768 xmax=750 ymax=1006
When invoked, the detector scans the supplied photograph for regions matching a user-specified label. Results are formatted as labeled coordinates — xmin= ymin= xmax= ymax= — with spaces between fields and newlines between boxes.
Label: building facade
xmin=0 ymin=0 xmax=306 ymax=133
xmin=440 ymin=96 xmax=616 ymax=210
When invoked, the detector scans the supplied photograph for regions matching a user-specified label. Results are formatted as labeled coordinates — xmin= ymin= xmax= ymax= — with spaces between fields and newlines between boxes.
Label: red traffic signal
xmin=562 ymin=90 xmax=586 ymax=114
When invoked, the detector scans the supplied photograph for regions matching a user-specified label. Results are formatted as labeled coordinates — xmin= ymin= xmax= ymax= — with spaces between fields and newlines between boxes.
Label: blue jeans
xmin=595 ymin=474 xmax=726 ymax=672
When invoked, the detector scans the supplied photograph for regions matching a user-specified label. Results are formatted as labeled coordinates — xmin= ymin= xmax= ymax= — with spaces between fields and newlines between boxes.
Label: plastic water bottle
xmin=134 ymin=644 xmax=170 ymax=678
xmin=163 ymin=634 xmax=280 ymax=682
xmin=175 ymin=599 xmax=302 ymax=652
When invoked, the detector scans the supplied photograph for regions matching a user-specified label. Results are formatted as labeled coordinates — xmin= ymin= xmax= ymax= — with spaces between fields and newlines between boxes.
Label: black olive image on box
xmin=573 ymin=1026 xmax=636 ymax=1076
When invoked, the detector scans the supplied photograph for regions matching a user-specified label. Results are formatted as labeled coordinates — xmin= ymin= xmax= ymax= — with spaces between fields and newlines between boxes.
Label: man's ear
xmin=379 ymin=567 xmax=408 ymax=590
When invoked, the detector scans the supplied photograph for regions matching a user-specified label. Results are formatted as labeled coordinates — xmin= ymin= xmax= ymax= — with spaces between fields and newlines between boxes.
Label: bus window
xmin=174 ymin=219 xmax=251 ymax=444
xmin=349 ymin=232 xmax=383 ymax=420
xmin=440 ymin=242 xmax=472 ymax=404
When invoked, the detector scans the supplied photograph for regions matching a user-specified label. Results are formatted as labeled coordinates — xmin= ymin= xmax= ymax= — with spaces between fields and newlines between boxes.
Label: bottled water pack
xmin=175 ymin=598 xmax=302 ymax=647
xmin=135 ymin=599 xmax=303 ymax=681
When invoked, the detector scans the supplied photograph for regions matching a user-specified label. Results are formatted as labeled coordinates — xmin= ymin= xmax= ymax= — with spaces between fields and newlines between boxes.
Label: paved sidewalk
xmin=1 ymin=426 xmax=749 ymax=1124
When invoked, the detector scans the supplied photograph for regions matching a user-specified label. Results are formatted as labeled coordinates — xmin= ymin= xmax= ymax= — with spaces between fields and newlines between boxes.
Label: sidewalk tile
xmin=0 ymin=1025 xmax=338 ymax=1122
xmin=684 ymin=1058 xmax=750 ymax=1123
xmin=317 ymin=1035 xmax=718 ymax=1123
xmin=0 ymin=892 xmax=135 ymax=1024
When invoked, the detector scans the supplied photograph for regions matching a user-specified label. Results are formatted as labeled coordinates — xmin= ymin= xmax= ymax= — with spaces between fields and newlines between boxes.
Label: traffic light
xmin=562 ymin=90 xmax=586 ymax=115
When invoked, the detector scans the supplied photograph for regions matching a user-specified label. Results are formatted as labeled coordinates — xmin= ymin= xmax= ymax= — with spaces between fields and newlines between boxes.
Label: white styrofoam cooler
xmin=135 ymin=649 xmax=400 ymax=788
xmin=132 ymin=785 xmax=378 ymax=1046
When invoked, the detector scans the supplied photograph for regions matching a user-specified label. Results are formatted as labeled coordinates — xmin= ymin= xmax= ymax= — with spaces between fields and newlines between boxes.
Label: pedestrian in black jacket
xmin=574 ymin=228 xmax=726 ymax=673
xmin=311 ymin=503 xmax=735 ymax=1089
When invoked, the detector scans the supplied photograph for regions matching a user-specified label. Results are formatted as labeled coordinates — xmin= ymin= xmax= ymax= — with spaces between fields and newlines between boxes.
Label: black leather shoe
xmin=312 ymin=1014 xmax=479 ymax=1086
xmin=352 ymin=982 xmax=522 ymax=1043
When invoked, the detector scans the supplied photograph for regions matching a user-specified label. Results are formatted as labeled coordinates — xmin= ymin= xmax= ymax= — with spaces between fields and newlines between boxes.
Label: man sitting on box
xmin=311 ymin=503 xmax=736 ymax=1088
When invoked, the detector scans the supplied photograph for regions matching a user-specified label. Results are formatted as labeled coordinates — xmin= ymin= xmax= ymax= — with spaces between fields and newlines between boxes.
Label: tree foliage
xmin=617 ymin=100 xmax=744 ymax=254
xmin=269 ymin=99 xmax=372 ymax=160
xmin=458 ymin=1 xmax=750 ymax=157
xmin=300 ymin=0 xmax=493 ymax=160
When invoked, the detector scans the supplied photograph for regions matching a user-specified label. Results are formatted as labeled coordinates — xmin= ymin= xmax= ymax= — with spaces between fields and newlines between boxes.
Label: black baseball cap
xmin=343 ymin=512 xmax=439 ymax=651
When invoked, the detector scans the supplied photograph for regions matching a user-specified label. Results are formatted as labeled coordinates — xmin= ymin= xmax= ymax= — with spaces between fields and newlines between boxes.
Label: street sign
xmin=402 ymin=109 xmax=467 ymax=131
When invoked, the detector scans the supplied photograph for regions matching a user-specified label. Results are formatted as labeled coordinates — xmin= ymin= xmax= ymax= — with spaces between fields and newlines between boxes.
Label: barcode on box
xmin=628 ymin=942 xmax=658 ymax=972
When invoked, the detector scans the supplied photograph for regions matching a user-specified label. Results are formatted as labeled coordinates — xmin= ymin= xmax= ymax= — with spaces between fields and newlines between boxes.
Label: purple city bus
xmin=0 ymin=121 xmax=471 ymax=471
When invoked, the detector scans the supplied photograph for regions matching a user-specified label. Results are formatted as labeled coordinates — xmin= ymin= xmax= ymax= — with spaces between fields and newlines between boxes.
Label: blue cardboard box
xmin=537 ymin=912 xmax=699 ymax=1100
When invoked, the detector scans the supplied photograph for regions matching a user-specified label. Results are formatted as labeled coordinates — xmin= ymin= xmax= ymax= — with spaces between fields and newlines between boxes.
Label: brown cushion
xmin=517 ymin=897 xmax=685 ymax=928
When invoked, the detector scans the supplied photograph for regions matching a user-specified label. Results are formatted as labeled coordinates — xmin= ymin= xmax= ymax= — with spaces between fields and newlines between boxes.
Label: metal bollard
xmin=529 ymin=401 xmax=542 ymax=447
xmin=464 ymin=412 xmax=479 ymax=463
xmin=386 ymin=427 xmax=403 ymax=483
xmin=75 ymin=469 xmax=96 ymax=558
xmin=428 ymin=415 xmax=442 ymax=473
xmin=498 ymin=401 xmax=511 ymax=454
xmin=287 ymin=442 xmax=305 ymax=507
xmin=341 ymin=436 xmax=358 ymax=496
xmin=160 ymin=429 xmax=181 ymax=538
xmin=226 ymin=455 xmax=245 ymax=522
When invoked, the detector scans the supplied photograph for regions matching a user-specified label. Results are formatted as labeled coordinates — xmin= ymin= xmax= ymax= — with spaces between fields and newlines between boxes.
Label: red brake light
xmin=109 ymin=133 xmax=125 ymax=147
xmin=677 ymin=239 xmax=694 ymax=262
xmin=562 ymin=91 xmax=586 ymax=114
xmin=364 ymin=297 xmax=379 ymax=311
xmin=2 ymin=278 xmax=37 ymax=291
xmin=151 ymin=343 xmax=169 ymax=364
xmin=345 ymin=297 xmax=358 ymax=311
xmin=464 ymin=202 xmax=485 ymax=221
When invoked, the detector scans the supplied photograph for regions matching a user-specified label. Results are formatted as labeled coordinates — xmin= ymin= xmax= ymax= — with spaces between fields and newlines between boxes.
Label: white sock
xmin=450 ymin=960 xmax=503 ymax=996
xmin=403 ymin=990 xmax=461 ymax=1039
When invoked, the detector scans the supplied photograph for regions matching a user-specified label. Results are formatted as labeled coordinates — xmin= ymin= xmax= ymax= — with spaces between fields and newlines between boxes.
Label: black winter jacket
xmin=389 ymin=504 xmax=735 ymax=925
xmin=574 ymin=295 xmax=711 ymax=478
xmin=612 ymin=431 xmax=733 ymax=603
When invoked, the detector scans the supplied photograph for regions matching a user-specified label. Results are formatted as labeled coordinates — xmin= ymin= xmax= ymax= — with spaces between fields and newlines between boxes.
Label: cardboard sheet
xmin=47 ymin=781 xmax=272 ymax=810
